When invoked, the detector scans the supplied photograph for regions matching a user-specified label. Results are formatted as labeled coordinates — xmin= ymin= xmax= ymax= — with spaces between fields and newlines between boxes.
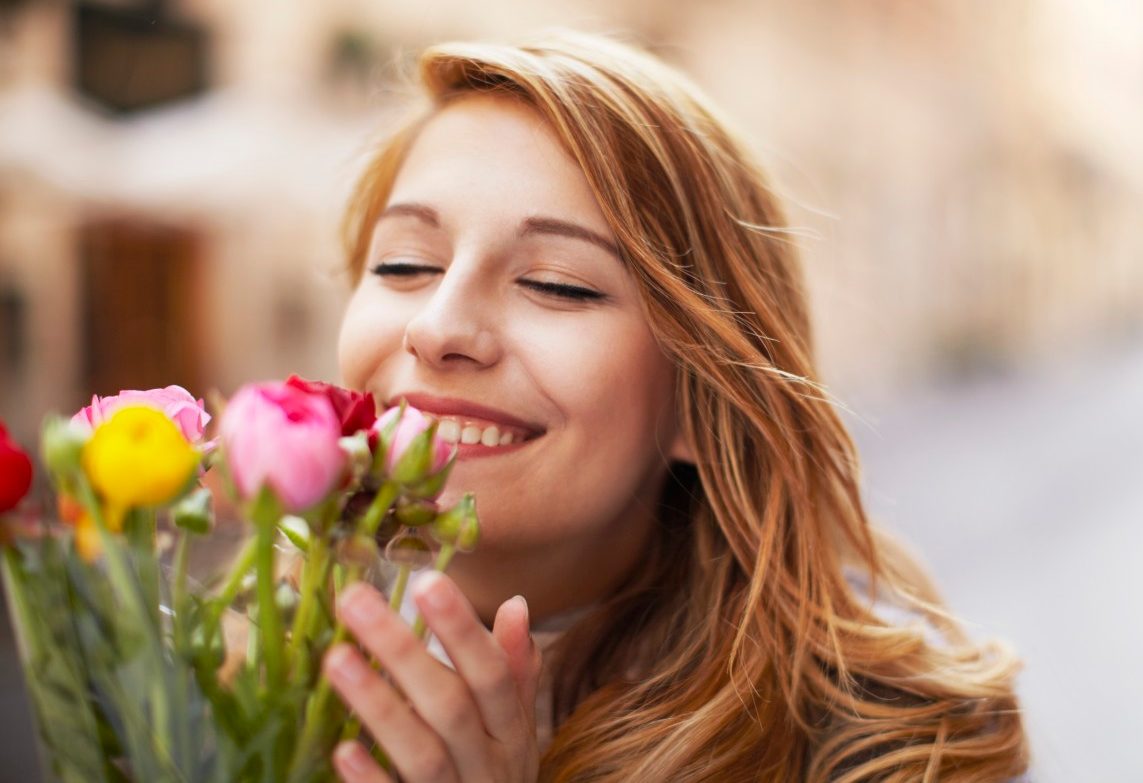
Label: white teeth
xmin=431 ymin=416 xmax=526 ymax=447
xmin=436 ymin=419 xmax=462 ymax=443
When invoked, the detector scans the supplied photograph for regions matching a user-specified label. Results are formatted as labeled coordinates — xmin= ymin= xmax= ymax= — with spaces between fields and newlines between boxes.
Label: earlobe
xmin=667 ymin=428 xmax=696 ymax=465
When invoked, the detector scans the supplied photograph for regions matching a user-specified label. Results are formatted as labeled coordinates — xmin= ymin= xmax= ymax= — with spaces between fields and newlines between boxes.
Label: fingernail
xmin=339 ymin=583 xmax=382 ymax=626
xmin=335 ymin=741 xmax=371 ymax=775
xmin=414 ymin=571 xmax=449 ymax=610
xmin=513 ymin=594 xmax=529 ymax=626
xmin=325 ymin=644 xmax=368 ymax=685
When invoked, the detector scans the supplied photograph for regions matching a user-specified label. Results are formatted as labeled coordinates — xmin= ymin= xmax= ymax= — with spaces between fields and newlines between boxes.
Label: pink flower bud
xmin=373 ymin=406 xmax=454 ymax=490
xmin=72 ymin=385 xmax=212 ymax=445
xmin=219 ymin=382 xmax=346 ymax=514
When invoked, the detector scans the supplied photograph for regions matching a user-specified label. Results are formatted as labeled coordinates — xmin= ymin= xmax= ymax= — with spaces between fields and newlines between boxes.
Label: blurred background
xmin=0 ymin=0 xmax=1139 ymax=780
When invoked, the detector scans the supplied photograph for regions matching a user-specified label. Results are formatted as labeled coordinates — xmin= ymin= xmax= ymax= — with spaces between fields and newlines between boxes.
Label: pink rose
xmin=72 ymin=385 xmax=211 ymax=445
xmin=219 ymin=382 xmax=346 ymax=514
xmin=374 ymin=406 xmax=454 ymax=489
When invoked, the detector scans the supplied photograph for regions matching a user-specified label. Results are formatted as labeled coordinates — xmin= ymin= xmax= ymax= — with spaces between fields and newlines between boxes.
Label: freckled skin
xmin=338 ymin=94 xmax=692 ymax=622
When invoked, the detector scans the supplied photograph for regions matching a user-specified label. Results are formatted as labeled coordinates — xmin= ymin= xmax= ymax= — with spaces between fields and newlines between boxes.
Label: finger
xmin=492 ymin=595 xmax=542 ymax=723
xmin=413 ymin=572 xmax=523 ymax=740
xmin=332 ymin=740 xmax=395 ymax=783
xmin=324 ymin=643 xmax=458 ymax=783
xmin=337 ymin=583 xmax=489 ymax=773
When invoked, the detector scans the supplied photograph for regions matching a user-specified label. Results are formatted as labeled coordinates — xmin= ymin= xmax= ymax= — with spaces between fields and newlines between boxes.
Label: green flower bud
xmin=384 ymin=532 xmax=434 ymax=569
xmin=337 ymin=534 xmax=380 ymax=572
xmin=394 ymin=498 xmax=438 ymax=528
xmin=339 ymin=431 xmax=372 ymax=486
xmin=431 ymin=493 xmax=479 ymax=551
xmin=172 ymin=487 xmax=214 ymax=534
xmin=40 ymin=416 xmax=88 ymax=478
xmin=407 ymin=469 xmax=450 ymax=502
xmin=275 ymin=582 xmax=298 ymax=613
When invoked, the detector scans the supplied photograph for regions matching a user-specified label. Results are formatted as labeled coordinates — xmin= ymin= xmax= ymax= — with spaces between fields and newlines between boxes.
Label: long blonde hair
xmin=343 ymin=30 xmax=1029 ymax=783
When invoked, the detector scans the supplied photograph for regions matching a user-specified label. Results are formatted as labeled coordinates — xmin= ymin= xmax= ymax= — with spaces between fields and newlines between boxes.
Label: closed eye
xmin=369 ymin=262 xmax=606 ymax=303
xmin=519 ymin=280 xmax=605 ymax=302
xmin=370 ymin=262 xmax=437 ymax=278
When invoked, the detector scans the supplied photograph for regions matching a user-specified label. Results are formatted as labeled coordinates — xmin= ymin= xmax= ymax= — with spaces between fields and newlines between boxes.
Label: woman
xmin=325 ymin=30 xmax=1030 ymax=782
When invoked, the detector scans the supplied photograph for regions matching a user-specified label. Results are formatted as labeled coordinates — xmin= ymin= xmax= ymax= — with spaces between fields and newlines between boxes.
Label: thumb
xmin=492 ymin=595 xmax=542 ymax=721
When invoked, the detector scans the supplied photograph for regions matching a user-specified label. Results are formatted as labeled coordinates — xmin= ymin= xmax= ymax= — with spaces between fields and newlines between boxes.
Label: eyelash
xmin=368 ymin=262 xmax=605 ymax=302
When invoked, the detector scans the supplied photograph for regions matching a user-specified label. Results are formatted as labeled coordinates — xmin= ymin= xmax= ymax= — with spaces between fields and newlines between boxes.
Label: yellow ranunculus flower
xmin=81 ymin=406 xmax=200 ymax=510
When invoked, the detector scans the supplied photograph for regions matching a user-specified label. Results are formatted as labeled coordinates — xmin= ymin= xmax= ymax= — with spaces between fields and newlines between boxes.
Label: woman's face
xmin=339 ymin=94 xmax=689 ymax=559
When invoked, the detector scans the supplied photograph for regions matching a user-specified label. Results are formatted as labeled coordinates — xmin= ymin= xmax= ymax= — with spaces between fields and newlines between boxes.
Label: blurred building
xmin=0 ymin=0 xmax=1140 ymax=450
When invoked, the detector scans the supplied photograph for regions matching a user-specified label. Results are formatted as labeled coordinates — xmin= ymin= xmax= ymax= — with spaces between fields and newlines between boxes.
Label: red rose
xmin=284 ymin=375 xmax=377 ymax=437
xmin=0 ymin=423 xmax=33 ymax=513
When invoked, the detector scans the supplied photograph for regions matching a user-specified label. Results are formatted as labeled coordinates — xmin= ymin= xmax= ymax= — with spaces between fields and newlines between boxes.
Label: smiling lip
xmin=384 ymin=392 xmax=546 ymax=439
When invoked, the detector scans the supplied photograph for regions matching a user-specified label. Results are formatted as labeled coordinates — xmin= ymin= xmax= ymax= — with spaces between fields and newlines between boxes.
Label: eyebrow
xmin=379 ymin=201 xmax=621 ymax=260
xmin=520 ymin=216 xmax=621 ymax=260
xmin=379 ymin=202 xmax=441 ymax=227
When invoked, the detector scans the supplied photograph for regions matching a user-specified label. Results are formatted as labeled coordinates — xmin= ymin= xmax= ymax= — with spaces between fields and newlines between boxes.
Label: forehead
xmin=388 ymin=94 xmax=610 ymax=233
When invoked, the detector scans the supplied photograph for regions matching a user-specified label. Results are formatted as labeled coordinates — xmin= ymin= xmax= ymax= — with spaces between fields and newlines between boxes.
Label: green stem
xmin=171 ymin=528 xmax=192 ymax=772
xmin=287 ymin=482 xmax=400 ymax=781
xmin=72 ymin=481 xmax=181 ymax=779
xmin=287 ymin=533 xmax=329 ymax=674
xmin=246 ymin=604 xmax=261 ymax=673
xmin=411 ymin=543 xmax=456 ymax=640
xmin=195 ymin=536 xmax=257 ymax=675
xmin=204 ymin=538 xmax=256 ymax=633
xmin=361 ymin=482 xmax=399 ymax=538
xmin=139 ymin=509 xmax=161 ymax=627
xmin=214 ymin=536 xmax=259 ymax=609
xmin=172 ymin=530 xmax=191 ymax=650
xmin=75 ymin=481 xmax=158 ymax=642
xmin=388 ymin=565 xmax=410 ymax=612
xmin=247 ymin=491 xmax=286 ymax=782
xmin=254 ymin=509 xmax=284 ymax=690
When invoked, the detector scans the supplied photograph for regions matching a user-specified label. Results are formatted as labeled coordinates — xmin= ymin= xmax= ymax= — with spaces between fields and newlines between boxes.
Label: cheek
xmin=337 ymin=289 xmax=406 ymax=390
xmin=499 ymin=322 xmax=673 ymax=546
xmin=527 ymin=315 xmax=674 ymax=463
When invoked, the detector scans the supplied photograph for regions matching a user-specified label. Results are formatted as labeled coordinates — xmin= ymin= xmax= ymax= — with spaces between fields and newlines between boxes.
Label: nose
xmin=403 ymin=261 xmax=502 ymax=369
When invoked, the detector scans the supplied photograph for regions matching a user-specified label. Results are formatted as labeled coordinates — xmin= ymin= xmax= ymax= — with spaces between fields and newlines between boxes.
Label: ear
xmin=667 ymin=426 xmax=696 ymax=465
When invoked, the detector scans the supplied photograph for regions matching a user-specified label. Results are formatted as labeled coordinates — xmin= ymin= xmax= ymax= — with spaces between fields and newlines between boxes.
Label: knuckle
xmin=477 ymin=661 xmax=513 ymax=696
xmin=405 ymin=743 xmax=452 ymax=781
xmin=382 ymin=627 xmax=419 ymax=661
xmin=472 ymin=650 xmax=513 ymax=694
xmin=435 ymin=681 xmax=475 ymax=732
xmin=365 ymin=685 xmax=402 ymax=725
xmin=447 ymin=610 xmax=484 ymax=641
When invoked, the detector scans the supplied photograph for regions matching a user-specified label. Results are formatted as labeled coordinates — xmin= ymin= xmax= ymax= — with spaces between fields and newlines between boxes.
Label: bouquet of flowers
xmin=0 ymin=378 xmax=477 ymax=783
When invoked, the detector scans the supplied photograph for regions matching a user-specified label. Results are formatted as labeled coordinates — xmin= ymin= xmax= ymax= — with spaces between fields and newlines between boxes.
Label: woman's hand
xmin=324 ymin=572 xmax=542 ymax=782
